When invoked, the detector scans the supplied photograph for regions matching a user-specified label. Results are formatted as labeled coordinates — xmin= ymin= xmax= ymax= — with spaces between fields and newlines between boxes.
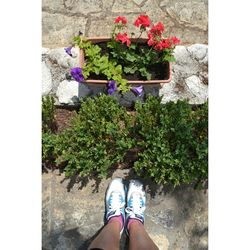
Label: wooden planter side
xmin=79 ymin=37 xmax=172 ymax=85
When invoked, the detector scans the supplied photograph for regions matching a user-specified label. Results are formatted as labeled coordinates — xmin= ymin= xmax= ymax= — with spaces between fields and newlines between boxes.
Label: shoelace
xmin=108 ymin=191 xmax=125 ymax=213
xmin=125 ymin=192 xmax=145 ymax=217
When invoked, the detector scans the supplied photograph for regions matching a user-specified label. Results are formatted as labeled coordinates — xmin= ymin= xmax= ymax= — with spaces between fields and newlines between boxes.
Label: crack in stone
xmin=42 ymin=7 xmax=102 ymax=18
xmin=132 ymin=0 xmax=144 ymax=8
xmin=42 ymin=8 xmax=89 ymax=18
xmin=139 ymin=0 xmax=148 ymax=7
xmin=84 ymin=16 xmax=92 ymax=37
xmin=110 ymin=0 xmax=116 ymax=12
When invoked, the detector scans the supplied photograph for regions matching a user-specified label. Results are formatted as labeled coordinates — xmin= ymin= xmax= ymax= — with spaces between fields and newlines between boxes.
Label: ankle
xmin=108 ymin=215 xmax=123 ymax=231
xmin=127 ymin=218 xmax=143 ymax=231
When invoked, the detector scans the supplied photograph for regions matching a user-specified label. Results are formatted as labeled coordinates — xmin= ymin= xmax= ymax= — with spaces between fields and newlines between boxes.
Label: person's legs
xmin=88 ymin=220 xmax=120 ymax=250
xmin=88 ymin=178 xmax=126 ymax=250
xmin=128 ymin=220 xmax=159 ymax=250
xmin=125 ymin=180 xmax=159 ymax=250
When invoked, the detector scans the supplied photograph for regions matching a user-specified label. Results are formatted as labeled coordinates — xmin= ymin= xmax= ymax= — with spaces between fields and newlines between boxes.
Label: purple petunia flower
xmin=64 ymin=47 xmax=72 ymax=57
xmin=131 ymin=85 xmax=143 ymax=96
xmin=107 ymin=80 xmax=117 ymax=95
xmin=70 ymin=67 xmax=84 ymax=83
xmin=79 ymin=31 xmax=83 ymax=35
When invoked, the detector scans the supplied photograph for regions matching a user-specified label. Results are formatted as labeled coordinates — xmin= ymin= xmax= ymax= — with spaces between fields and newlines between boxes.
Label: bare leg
xmin=129 ymin=220 xmax=159 ymax=250
xmin=88 ymin=220 xmax=120 ymax=250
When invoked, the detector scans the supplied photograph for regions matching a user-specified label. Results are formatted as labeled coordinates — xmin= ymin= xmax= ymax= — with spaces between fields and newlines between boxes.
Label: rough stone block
xmin=162 ymin=1 xmax=208 ymax=31
xmin=56 ymin=80 xmax=91 ymax=104
xmin=187 ymin=44 xmax=208 ymax=61
xmin=42 ymin=0 xmax=65 ymax=12
xmin=133 ymin=0 xmax=145 ymax=5
xmin=185 ymin=75 xmax=208 ymax=104
xmin=48 ymin=47 xmax=79 ymax=69
xmin=112 ymin=0 xmax=142 ymax=12
xmin=42 ymin=61 xmax=53 ymax=96
xmin=42 ymin=47 xmax=50 ymax=55
xmin=65 ymin=0 xmax=102 ymax=14
xmin=42 ymin=12 xmax=87 ymax=47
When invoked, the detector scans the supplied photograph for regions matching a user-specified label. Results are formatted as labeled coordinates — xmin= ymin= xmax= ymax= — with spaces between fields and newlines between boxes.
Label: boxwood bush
xmin=42 ymin=94 xmax=208 ymax=187
xmin=55 ymin=95 xmax=134 ymax=178
xmin=42 ymin=96 xmax=56 ymax=133
xmin=133 ymin=96 xmax=208 ymax=186
xmin=42 ymin=96 xmax=57 ymax=165
xmin=42 ymin=131 xmax=58 ymax=166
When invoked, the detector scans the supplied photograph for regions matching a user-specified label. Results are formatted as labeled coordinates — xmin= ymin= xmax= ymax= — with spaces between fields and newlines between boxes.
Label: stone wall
xmin=42 ymin=0 xmax=208 ymax=48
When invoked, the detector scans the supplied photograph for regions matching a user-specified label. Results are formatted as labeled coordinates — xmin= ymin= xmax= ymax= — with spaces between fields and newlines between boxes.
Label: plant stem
xmin=135 ymin=29 xmax=144 ymax=48
xmin=146 ymin=46 xmax=154 ymax=57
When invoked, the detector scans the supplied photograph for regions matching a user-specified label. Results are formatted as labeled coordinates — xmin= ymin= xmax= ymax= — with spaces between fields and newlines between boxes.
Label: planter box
xmin=79 ymin=37 xmax=172 ymax=85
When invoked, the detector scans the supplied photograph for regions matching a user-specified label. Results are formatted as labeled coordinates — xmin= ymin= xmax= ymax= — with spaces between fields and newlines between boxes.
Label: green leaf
xmin=139 ymin=67 xmax=152 ymax=80
xmin=163 ymin=54 xmax=176 ymax=62
xmin=125 ymin=53 xmax=137 ymax=62
xmin=129 ymin=44 xmax=136 ymax=50
xmin=124 ymin=66 xmax=137 ymax=74
xmin=115 ymin=65 xmax=122 ymax=74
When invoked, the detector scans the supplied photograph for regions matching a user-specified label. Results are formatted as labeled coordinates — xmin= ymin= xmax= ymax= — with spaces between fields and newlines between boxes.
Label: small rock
xmin=42 ymin=62 xmax=53 ymax=96
xmin=174 ymin=46 xmax=195 ymax=67
xmin=56 ymin=80 xmax=91 ymax=104
xmin=70 ymin=47 xmax=79 ymax=58
xmin=48 ymin=48 xmax=79 ymax=69
xmin=173 ymin=46 xmax=200 ymax=79
xmin=185 ymin=75 xmax=208 ymax=104
xmin=159 ymin=81 xmax=180 ymax=103
xmin=187 ymin=44 xmax=208 ymax=61
xmin=42 ymin=47 xmax=50 ymax=55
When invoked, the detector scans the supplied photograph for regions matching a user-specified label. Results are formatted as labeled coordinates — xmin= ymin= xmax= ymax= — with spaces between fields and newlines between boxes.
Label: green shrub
xmin=41 ymin=94 xmax=208 ymax=187
xmin=42 ymin=131 xmax=58 ymax=165
xmin=133 ymin=96 xmax=208 ymax=186
xmin=42 ymin=96 xmax=56 ymax=132
xmin=55 ymin=95 xmax=134 ymax=178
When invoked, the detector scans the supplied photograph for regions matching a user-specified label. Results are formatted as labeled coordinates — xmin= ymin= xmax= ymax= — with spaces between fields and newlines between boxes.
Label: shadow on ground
xmin=43 ymin=225 xmax=130 ymax=250
xmin=42 ymin=167 xmax=208 ymax=250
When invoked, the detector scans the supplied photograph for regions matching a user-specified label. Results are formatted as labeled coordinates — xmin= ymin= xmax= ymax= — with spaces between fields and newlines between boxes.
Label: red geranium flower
xmin=114 ymin=16 xmax=127 ymax=25
xmin=161 ymin=38 xmax=172 ymax=49
xmin=115 ymin=32 xmax=131 ymax=47
xmin=134 ymin=15 xmax=151 ymax=28
xmin=170 ymin=36 xmax=180 ymax=45
xmin=150 ymin=22 xmax=165 ymax=36
xmin=147 ymin=33 xmax=157 ymax=46
xmin=148 ymin=36 xmax=173 ymax=51
xmin=154 ymin=42 xmax=164 ymax=51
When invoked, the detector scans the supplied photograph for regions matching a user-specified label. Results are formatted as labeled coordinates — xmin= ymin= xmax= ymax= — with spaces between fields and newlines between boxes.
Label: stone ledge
xmin=42 ymin=44 xmax=208 ymax=106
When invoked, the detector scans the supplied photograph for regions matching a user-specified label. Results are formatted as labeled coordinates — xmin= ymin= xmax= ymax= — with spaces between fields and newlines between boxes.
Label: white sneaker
xmin=105 ymin=178 xmax=126 ymax=234
xmin=125 ymin=180 xmax=146 ymax=235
